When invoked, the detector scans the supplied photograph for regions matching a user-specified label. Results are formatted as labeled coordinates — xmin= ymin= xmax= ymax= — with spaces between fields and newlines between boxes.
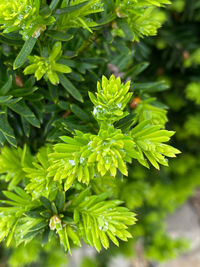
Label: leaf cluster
xmin=0 ymin=0 xmax=184 ymax=264
xmin=114 ymin=0 xmax=171 ymax=41
xmin=24 ymin=42 xmax=72 ymax=85
xmin=0 ymin=187 xmax=136 ymax=253
xmin=0 ymin=74 xmax=179 ymax=255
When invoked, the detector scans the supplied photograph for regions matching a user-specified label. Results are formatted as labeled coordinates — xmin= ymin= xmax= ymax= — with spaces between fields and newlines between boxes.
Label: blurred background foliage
xmin=0 ymin=0 xmax=200 ymax=266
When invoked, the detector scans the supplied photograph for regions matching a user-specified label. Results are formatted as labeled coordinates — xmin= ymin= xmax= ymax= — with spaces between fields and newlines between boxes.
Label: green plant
xmin=0 ymin=74 xmax=180 ymax=253
xmin=24 ymin=42 xmax=72 ymax=85
xmin=1 ymin=0 xmax=192 ymax=266
xmin=114 ymin=0 xmax=170 ymax=41
xmin=0 ymin=0 xmax=55 ymax=40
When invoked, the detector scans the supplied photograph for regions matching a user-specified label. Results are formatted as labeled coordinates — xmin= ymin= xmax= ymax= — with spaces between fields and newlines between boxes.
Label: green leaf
xmin=73 ymin=194 xmax=136 ymax=251
xmin=35 ymin=0 xmax=40 ymax=12
xmin=13 ymin=37 xmax=37 ymax=69
xmin=52 ymin=64 xmax=72 ymax=73
xmin=13 ymin=187 xmax=31 ymax=200
xmin=46 ymin=30 xmax=74 ymax=41
xmin=0 ymin=33 xmax=24 ymax=46
xmin=0 ymin=74 xmax=12 ymax=95
xmin=39 ymin=5 xmax=52 ymax=17
xmin=48 ymin=71 xmax=59 ymax=85
xmin=29 ymin=221 xmax=48 ymax=232
xmin=3 ymin=191 xmax=26 ymax=204
xmin=25 ymin=211 xmax=43 ymax=219
xmin=114 ymin=113 xmax=137 ymax=131
xmin=74 ymin=209 xmax=80 ymax=223
xmin=0 ymin=96 xmax=13 ymax=104
xmin=71 ymin=188 xmax=91 ymax=207
xmin=0 ymin=112 xmax=17 ymax=146
xmin=10 ymin=87 xmax=38 ymax=97
xmin=55 ymin=1 xmax=90 ymax=15
xmin=55 ymin=191 xmax=65 ymax=212
xmin=49 ymin=42 xmax=62 ymax=60
xmin=51 ymin=202 xmax=58 ymax=214
xmin=131 ymin=121 xmax=180 ymax=168
xmin=6 ymin=220 xmax=18 ymax=246
xmin=133 ymin=81 xmax=169 ymax=93
xmin=40 ymin=196 xmax=52 ymax=211
xmin=66 ymin=225 xmax=81 ymax=246
xmin=59 ymin=73 xmax=83 ymax=102
xmin=70 ymin=104 xmax=90 ymax=121
xmin=21 ymin=116 xmax=30 ymax=137
xmin=99 ymin=231 xmax=109 ymax=249
xmin=42 ymin=228 xmax=50 ymax=246
xmin=23 ymin=228 xmax=42 ymax=241
xmin=50 ymin=0 xmax=60 ymax=11
xmin=8 ymin=100 xmax=40 ymax=128
xmin=126 ymin=62 xmax=149 ymax=78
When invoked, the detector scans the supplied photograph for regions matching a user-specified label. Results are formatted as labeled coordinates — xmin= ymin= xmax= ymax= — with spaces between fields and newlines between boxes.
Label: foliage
xmin=134 ymin=97 xmax=168 ymax=126
xmin=114 ymin=0 xmax=170 ymax=41
xmin=0 ymin=0 xmax=55 ymax=40
xmin=0 ymin=145 xmax=32 ymax=189
xmin=131 ymin=121 xmax=180 ymax=169
xmin=89 ymin=75 xmax=132 ymax=123
xmin=56 ymin=0 xmax=104 ymax=32
xmin=24 ymin=42 xmax=72 ymax=85
xmin=0 ymin=186 xmax=136 ymax=253
xmin=0 ymin=0 xmax=195 ymax=267
xmin=185 ymin=82 xmax=200 ymax=104
xmin=0 ymin=73 xmax=179 ymax=255
xmin=124 ymin=0 xmax=200 ymax=262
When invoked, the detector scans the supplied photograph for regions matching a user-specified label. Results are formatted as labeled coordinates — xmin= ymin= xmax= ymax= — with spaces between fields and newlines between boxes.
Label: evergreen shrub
xmin=0 ymin=0 xmax=198 ymax=266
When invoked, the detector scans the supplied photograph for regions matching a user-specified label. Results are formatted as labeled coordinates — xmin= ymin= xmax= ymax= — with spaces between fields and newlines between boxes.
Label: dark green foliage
xmin=1 ymin=0 xmax=198 ymax=267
